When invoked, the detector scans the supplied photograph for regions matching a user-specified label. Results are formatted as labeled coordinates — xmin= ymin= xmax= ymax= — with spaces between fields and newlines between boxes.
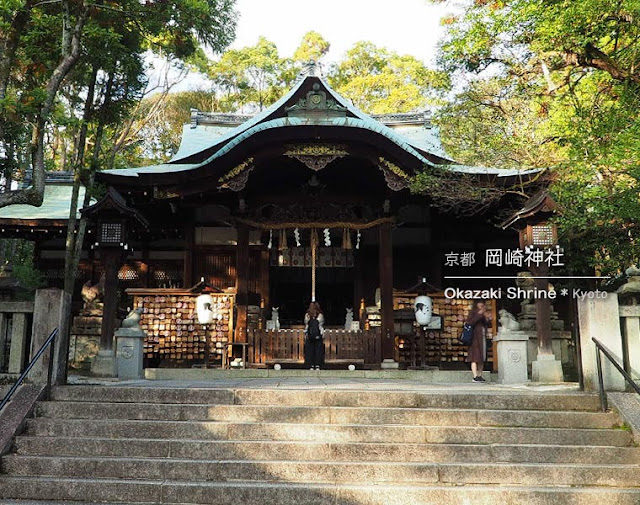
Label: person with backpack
xmin=304 ymin=301 xmax=325 ymax=370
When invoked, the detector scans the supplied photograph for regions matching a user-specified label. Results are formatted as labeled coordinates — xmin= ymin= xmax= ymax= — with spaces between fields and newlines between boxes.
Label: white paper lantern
xmin=274 ymin=364 xmax=282 ymax=371
xmin=414 ymin=295 xmax=433 ymax=326
xmin=348 ymin=364 xmax=356 ymax=371
xmin=196 ymin=294 xmax=215 ymax=324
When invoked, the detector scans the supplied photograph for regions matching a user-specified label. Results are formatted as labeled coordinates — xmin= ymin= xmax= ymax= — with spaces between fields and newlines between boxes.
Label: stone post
xmin=8 ymin=312 xmax=29 ymax=374
xmin=495 ymin=329 xmax=530 ymax=384
xmin=578 ymin=294 xmax=626 ymax=391
xmin=617 ymin=267 xmax=640 ymax=381
xmin=0 ymin=312 xmax=5 ymax=370
xmin=115 ymin=326 xmax=146 ymax=380
xmin=30 ymin=289 xmax=70 ymax=383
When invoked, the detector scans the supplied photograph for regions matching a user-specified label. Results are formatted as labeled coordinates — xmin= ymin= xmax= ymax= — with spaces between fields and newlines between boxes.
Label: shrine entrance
xmin=269 ymin=247 xmax=356 ymax=327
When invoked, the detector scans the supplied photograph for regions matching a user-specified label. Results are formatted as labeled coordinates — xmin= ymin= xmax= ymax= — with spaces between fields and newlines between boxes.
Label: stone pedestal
xmin=495 ymin=330 xmax=530 ymax=384
xmin=91 ymin=349 xmax=116 ymax=378
xmin=578 ymin=294 xmax=625 ymax=392
xmin=532 ymin=353 xmax=564 ymax=383
xmin=527 ymin=331 xmax=573 ymax=366
xmin=381 ymin=359 xmax=400 ymax=369
xmin=115 ymin=327 xmax=146 ymax=380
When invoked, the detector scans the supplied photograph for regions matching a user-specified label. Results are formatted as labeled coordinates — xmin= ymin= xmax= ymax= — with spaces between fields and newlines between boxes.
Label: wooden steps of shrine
xmin=1 ymin=385 xmax=639 ymax=504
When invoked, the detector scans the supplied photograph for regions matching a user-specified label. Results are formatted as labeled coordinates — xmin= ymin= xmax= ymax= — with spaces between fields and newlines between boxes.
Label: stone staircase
xmin=1 ymin=386 xmax=639 ymax=504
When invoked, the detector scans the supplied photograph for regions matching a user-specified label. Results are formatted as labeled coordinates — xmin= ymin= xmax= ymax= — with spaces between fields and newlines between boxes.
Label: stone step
xmin=1 ymin=477 xmax=640 ymax=505
xmin=3 ymin=455 xmax=640 ymax=487
xmin=24 ymin=418 xmax=633 ymax=446
xmin=34 ymin=401 xmax=620 ymax=428
xmin=50 ymin=386 xmax=602 ymax=411
xmin=12 ymin=436 xmax=640 ymax=464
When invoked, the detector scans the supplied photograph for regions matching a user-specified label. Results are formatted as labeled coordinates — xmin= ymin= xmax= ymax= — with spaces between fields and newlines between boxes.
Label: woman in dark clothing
xmin=304 ymin=301 xmax=325 ymax=370
xmin=465 ymin=300 xmax=492 ymax=382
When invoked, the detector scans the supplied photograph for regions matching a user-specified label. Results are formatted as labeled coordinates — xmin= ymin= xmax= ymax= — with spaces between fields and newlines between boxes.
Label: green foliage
xmin=293 ymin=31 xmax=330 ymax=63
xmin=329 ymin=41 xmax=450 ymax=113
xmin=0 ymin=240 xmax=44 ymax=297
xmin=429 ymin=0 xmax=640 ymax=276
xmin=208 ymin=36 xmax=293 ymax=112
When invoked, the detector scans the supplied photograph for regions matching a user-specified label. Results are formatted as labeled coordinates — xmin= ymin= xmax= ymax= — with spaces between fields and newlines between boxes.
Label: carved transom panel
xmin=254 ymin=202 xmax=375 ymax=224
xmin=284 ymin=144 xmax=349 ymax=171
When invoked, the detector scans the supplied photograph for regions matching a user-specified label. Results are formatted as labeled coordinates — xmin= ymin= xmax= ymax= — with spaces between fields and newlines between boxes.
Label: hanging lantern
xmin=196 ymin=294 xmax=215 ymax=324
xmin=267 ymin=230 xmax=273 ymax=249
xmin=414 ymin=295 xmax=433 ymax=326
xmin=294 ymin=228 xmax=301 ymax=247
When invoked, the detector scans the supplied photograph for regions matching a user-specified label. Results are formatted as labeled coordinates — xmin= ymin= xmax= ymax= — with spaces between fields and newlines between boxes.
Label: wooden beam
xmin=260 ymin=249 xmax=270 ymax=310
xmin=100 ymin=249 xmax=123 ymax=351
xmin=379 ymin=221 xmax=395 ymax=361
xmin=183 ymin=222 xmax=194 ymax=288
xmin=235 ymin=222 xmax=249 ymax=343
xmin=532 ymin=263 xmax=553 ymax=355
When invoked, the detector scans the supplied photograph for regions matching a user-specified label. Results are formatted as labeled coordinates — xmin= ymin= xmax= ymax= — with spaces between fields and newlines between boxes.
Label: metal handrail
xmin=592 ymin=336 xmax=640 ymax=411
xmin=0 ymin=327 xmax=59 ymax=412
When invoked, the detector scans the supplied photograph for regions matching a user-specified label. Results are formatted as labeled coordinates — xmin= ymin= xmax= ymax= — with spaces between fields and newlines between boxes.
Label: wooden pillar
xmin=532 ymin=263 xmax=553 ymax=355
xmin=183 ymin=223 xmax=195 ymax=288
xmin=379 ymin=221 xmax=395 ymax=361
xmin=235 ymin=223 xmax=249 ymax=343
xmin=100 ymin=249 xmax=122 ymax=351
xmin=260 ymin=249 xmax=270 ymax=309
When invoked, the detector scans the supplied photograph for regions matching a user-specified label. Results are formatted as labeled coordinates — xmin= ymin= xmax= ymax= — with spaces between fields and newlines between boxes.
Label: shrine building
xmin=0 ymin=67 xmax=544 ymax=372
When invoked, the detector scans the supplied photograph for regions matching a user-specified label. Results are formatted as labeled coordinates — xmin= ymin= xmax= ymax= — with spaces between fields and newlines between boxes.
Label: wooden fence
xmin=248 ymin=328 xmax=380 ymax=366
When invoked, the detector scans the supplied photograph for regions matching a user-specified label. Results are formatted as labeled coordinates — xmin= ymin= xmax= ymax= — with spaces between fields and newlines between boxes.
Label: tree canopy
xmin=0 ymin=0 xmax=237 ymax=207
xmin=428 ymin=0 xmax=640 ymax=276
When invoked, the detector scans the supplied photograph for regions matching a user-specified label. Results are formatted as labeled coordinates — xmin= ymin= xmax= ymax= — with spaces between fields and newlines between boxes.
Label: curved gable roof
xmin=100 ymin=68 xmax=543 ymax=184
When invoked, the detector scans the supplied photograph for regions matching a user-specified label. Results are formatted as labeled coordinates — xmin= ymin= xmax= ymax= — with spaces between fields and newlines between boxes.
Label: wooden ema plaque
xmin=394 ymin=292 xmax=497 ymax=366
xmin=126 ymin=288 xmax=235 ymax=366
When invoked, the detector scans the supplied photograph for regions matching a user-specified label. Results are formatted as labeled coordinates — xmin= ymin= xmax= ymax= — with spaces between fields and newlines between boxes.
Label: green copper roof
xmin=101 ymin=69 xmax=542 ymax=181
xmin=0 ymin=184 xmax=90 ymax=221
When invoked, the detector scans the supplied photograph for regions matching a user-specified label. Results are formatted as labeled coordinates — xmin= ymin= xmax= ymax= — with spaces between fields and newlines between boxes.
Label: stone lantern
xmin=501 ymin=191 xmax=563 ymax=383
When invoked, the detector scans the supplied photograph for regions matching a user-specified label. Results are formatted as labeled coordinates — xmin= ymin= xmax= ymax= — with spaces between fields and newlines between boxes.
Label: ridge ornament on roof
xmin=286 ymin=83 xmax=347 ymax=118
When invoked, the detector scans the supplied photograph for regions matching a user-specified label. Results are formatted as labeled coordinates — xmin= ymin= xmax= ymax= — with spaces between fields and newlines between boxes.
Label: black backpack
xmin=308 ymin=317 xmax=321 ymax=339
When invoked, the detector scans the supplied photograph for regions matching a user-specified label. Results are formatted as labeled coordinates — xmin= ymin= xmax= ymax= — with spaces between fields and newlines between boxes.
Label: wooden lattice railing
xmin=248 ymin=328 xmax=380 ymax=366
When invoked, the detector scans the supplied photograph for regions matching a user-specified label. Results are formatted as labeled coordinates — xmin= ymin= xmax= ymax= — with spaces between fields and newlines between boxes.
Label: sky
xmin=228 ymin=0 xmax=450 ymax=66
xmin=171 ymin=0 xmax=452 ymax=91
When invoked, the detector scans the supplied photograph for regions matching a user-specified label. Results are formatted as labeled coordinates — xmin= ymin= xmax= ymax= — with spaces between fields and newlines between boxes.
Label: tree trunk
xmin=54 ymin=64 xmax=99 ymax=385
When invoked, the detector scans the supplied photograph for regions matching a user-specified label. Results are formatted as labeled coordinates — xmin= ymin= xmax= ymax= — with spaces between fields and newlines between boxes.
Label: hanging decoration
xmin=234 ymin=216 xmax=394 ymax=230
xmin=356 ymin=230 xmax=361 ymax=250
xmin=294 ymin=228 xmax=301 ymax=247
xmin=323 ymin=228 xmax=331 ymax=247
xmin=278 ymin=229 xmax=288 ymax=250
xmin=342 ymin=229 xmax=352 ymax=250
xmin=267 ymin=230 xmax=273 ymax=249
